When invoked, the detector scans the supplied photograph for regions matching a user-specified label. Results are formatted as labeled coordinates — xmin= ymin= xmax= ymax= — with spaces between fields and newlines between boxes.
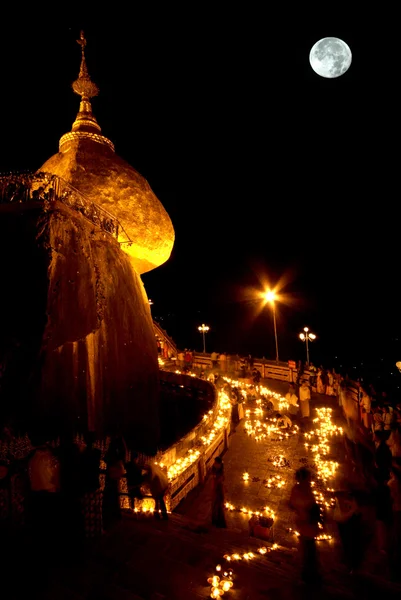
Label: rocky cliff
xmin=0 ymin=201 xmax=160 ymax=454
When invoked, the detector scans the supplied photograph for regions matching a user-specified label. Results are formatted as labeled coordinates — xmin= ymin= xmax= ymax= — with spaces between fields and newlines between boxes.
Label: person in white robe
xmin=299 ymin=381 xmax=311 ymax=418
xmin=285 ymin=385 xmax=299 ymax=416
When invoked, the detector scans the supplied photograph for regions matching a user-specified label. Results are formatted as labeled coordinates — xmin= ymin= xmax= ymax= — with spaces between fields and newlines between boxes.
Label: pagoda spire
xmin=58 ymin=30 xmax=115 ymax=152
xmin=71 ymin=31 xmax=101 ymax=133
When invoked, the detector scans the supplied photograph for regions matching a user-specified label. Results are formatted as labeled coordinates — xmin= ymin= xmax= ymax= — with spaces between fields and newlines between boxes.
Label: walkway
xmin=5 ymin=379 xmax=401 ymax=599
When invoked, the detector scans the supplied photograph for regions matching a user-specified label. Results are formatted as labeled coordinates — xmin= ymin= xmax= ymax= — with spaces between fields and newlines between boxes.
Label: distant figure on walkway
xmin=299 ymin=381 xmax=311 ymax=419
xmin=285 ymin=385 xmax=299 ymax=417
xmin=387 ymin=423 xmax=401 ymax=458
xmin=374 ymin=430 xmax=392 ymax=483
xmin=289 ymin=467 xmax=321 ymax=584
xmin=184 ymin=349 xmax=193 ymax=370
xmin=326 ymin=369 xmax=335 ymax=396
xmin=316 ymin=367 xmax=326 ymax=395
xmin=308 ymin=363 xmax=317 ymax=388
xmin=360 ymin=388 xmax=372 ymax=430
xmin=211 ymin=351 xmax=218 ymax=367
xmin=211 ymin=456 xmax=227 ymax=528
xmin=333 ymin=487 xmax=363 ymax=573
xmin=252 ymin=367 xmax=261 ymax=384
xmin=142 ymin=461 xmax=169 ymax=520
xmin=219 ymin=352 xmax=227 ymax=372
xmin=276 ymin=413 xmax=292 ymax=429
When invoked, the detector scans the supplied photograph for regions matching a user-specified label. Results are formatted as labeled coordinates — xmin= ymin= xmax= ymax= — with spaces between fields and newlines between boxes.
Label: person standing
xmin=285 ymin=385 xmax=299 ymax=417
xmin=308 ymin=363 xmax=317 ymax=390
xmin=219 ymin=352 xmax=227 ymax=372
xmin=27 ymin=433 xmax=61 ymax=546
xmin=388 ymin=460 xmax=401 ymax=580
xmin=211 ymin=456 xmax=227 ymax=528
xmin=316 ymin=368 xmax=326 ymax=395
xmin=360 ymin=388 xmax=372 ymax=431
xmin=374 ymin=430 xmax=393 ymax=554
xmin=143 ymin=461 xmax=169 ymax=519
xmin=299 ymin=381 xmax=311 ymax=419
xmin=326 ymin=369 xmax=335 ymax=396
xmin=333 ymin=488 xmax=363 ymax=573
xmin=382 ymin=406 xmax=393 ymax=432
xmin=103 ymin=435 xmax=127 ymax=530
xmin=289 ymin=467 xmax=321 ymax=585
xmin=125 ymin=452 xmax=144 ymax=510
xmin=57 ymin=434 xmax=82 ymax=543
xmin=78 ymin=432 xmax=103 ymax=538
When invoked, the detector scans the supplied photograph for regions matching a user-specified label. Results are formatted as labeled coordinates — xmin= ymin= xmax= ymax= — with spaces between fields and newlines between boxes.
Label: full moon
xmin=309 ymin=37 xmax=352 ymax=78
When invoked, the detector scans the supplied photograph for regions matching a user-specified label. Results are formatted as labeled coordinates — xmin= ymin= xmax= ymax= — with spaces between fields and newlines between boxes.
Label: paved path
xmin=5 ymin=378 xmax=401 ymax=599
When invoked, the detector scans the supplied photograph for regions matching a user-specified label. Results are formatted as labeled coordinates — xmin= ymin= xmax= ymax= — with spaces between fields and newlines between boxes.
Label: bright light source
xmin=304 ymin=327 xmax=309 ymax=332
xmin=299 ymin=333 xmax=305 ymax=340
xmin=309 ymin=333 xmax=316 ymax=340
xmin=264 ymin=290 xmax=276 ymax=303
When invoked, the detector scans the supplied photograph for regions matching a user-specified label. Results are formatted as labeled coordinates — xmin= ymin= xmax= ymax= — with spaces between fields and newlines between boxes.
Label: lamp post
xmin=198 ymin=323 xmax=210 ymax=353
xmin=264 ymin=290 xmax=279 ymax=363
xmin=299 ymin=327 xmax=316 ymax=365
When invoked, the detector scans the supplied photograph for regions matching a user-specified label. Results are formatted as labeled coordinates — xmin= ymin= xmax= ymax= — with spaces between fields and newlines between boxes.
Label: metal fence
xmin=0 ymin=171 xmax=132 ymax=246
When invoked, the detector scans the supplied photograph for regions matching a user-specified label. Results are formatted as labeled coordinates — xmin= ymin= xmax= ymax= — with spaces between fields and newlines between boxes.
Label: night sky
xmin=0 ymin=10 xmax=399 ymax=389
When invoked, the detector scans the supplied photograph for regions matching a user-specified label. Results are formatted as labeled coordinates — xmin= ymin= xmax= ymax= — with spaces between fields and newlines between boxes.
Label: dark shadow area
xmin=158 ymin=379 xmax=214 ymax=449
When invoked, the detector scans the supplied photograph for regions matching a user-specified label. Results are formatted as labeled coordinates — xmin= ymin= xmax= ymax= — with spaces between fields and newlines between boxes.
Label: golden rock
xmin=38 ymin=31 xmax=174 ymax=275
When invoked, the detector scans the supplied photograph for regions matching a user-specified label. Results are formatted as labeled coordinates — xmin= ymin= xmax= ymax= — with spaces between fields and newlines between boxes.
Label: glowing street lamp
xmin=264 ymin=290 xmax=279 ymax=363
xmin=299 ymin=327 xmax=316 ymax=365
xmin=198 ymin=323 xmax=210 ymax=353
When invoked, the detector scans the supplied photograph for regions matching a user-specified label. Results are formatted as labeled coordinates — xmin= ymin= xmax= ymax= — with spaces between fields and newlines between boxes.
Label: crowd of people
xmin=200 ymin=357 xmax=401 ymax=584
xmin=0 ymin=171 xmax=120 ymax=239
xmin=0 ymin=429 xmax=170 ymax=546
xmin=281 ymin=370 xmax=401 ymax=584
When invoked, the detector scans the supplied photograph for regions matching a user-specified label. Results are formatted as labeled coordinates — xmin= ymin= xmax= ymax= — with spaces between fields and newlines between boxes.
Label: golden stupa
xmin=38 ymin=31 xmax=174 ymax=274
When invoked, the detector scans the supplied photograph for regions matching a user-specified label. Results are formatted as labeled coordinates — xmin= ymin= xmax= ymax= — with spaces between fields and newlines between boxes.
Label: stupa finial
xmin=70 ymin=30 xmax=101 ymax=134
xmin=72 ymin=31 xmax=99 ymax=100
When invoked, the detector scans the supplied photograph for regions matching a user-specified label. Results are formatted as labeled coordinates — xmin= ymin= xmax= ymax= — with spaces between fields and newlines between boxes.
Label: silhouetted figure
xmin=125 ymin=452 xmax=144 ymax=510
xmin=103 ymin=435 xmax=127 ymax=529
xmin=79 ymin=431 xmax=102 ymax=538
xmin=374 ymin=429 xmax=392 ymax=483
xmin=211 ymin=456 xmax=227 ymax=528
xmin=334 ymin=488 xmax=363 ymax=573
xmin=252 ymin=367 xmax=261 ymax=384
xmin=289 ymin=467 xmax=321 ymax=585
xmin=57 ymin=435 xmax=82 ymax=544
xmin=389 ymin=460 xmax=401 ymax=579
xmin=26 ymin=432 xmax=61 ymax=555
